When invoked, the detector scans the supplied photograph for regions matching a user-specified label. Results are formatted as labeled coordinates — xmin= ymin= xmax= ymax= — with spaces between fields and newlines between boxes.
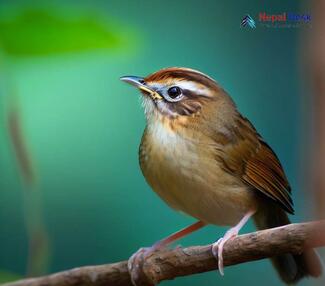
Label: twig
xmin=3 ymin=220 xmax=325 ymax=286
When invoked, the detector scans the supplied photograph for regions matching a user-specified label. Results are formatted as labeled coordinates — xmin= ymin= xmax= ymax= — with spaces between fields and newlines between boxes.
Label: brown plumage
xmin=121 ymin=67 xmax=322 ymax=284
xmin=216 ymin=114 xmax=294 ymax=214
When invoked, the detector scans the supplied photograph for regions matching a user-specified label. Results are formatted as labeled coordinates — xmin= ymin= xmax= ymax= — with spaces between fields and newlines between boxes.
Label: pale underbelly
xmin=140 ymin=122 xmax=259 ymax=226
xmin=142 ymin=150 xmax=257 ymax=226
xmin=151 ymin=174 xmax=255 ymax=226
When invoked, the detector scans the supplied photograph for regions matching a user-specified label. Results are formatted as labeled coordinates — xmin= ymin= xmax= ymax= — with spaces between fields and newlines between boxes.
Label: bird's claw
xmin=211 ymin=230 xmax=238 ymax=276
xmin=128 ymin=247 xmax=158 ymax=286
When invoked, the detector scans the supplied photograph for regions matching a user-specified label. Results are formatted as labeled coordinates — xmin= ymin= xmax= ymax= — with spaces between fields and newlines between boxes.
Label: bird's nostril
xmin=139 ymin=79 xmax=145 ymax=84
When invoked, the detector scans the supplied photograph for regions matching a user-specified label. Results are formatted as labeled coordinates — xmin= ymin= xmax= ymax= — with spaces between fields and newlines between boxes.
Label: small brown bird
xmin=120 ymin=67 xmax=322 ymax=284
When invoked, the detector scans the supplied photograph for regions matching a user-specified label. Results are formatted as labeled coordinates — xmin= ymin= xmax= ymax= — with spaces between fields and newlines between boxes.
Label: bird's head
xmin=120 ymin=67 xmax=236 ymax=131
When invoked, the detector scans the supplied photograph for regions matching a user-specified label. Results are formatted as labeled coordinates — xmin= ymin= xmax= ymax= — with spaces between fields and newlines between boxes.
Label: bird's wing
xmin=214 ymin=114 xmax=294 ymax=214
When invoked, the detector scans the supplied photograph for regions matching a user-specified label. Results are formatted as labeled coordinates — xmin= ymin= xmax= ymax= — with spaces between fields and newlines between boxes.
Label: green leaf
xmin=0 ymin=270 xmax=22 ymax=283
xmin=0 ymin=7 xmax=137 ymax=56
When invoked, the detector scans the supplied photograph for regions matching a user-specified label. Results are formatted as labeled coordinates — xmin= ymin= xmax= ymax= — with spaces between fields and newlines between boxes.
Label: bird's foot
xmin=211 ymin=210 xmax=255 ymax=276
xmin=211 ymin=227 xmax=239 ymax=276
xmin=127 ymin=221 xmax=206 ymax=285
xmin=128 ymin=245 xmax=161 ymax=286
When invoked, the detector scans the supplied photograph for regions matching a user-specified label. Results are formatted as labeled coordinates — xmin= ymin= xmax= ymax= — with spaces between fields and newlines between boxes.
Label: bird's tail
xmin=253 ymin=203 xmax=322 ymax=284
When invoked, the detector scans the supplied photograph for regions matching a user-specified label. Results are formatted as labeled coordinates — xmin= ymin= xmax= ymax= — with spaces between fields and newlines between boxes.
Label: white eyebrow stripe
xmin=148 ymin=81 xmax=213 ymax=98
xmin=177 ymin=81 xmax=212 ymax=97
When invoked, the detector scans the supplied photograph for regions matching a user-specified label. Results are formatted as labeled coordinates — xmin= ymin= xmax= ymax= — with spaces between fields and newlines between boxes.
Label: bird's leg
xmin=128 ymin=221 xmax=206 ymax=286
xmin=212 ymin=210 xmax=255 ymax=276
xmin=153 ymin=220 xmax=206 ymax=249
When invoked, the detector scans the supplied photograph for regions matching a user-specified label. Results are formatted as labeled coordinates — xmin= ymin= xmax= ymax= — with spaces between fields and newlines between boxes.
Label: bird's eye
xmin=167 ymin=86 xmax=182 ymax=99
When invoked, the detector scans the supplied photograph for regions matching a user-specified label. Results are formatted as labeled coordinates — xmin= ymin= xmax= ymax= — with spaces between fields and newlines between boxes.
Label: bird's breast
xmin=139 ymin=120 xmax=256 ymax=226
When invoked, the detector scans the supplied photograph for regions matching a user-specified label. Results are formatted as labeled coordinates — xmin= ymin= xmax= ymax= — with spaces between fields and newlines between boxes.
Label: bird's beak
xmin=120 ymin=76 xmax=163 ymax=100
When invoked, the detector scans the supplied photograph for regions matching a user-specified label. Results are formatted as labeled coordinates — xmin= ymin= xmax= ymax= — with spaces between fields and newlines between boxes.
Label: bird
xmin=120 ymin=67 xmax=322 ymax=285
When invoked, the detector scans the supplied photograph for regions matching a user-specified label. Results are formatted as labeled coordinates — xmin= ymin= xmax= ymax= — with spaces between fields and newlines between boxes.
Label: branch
xmin=4 ymin=220 xmax=325 ymax=286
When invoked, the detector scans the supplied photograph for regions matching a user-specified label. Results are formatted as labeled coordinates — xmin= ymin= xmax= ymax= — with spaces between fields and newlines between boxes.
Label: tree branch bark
xmin=3 ymin=220 xmax=325 ymax=286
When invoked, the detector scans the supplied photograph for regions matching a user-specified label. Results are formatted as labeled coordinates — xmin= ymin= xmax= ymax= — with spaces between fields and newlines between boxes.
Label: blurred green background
xmin=0 ymin=0 xmax=317 ymax=285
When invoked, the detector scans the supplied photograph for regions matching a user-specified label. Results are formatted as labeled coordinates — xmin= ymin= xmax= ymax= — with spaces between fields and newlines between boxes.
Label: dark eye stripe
xmin=182 ymin=89 xmax=205 ymax=99
xmin=170 ymin=101 xmax=202 ymax=116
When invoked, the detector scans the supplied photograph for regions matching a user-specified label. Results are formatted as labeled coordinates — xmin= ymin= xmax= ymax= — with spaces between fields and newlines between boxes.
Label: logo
xmin=259 ymin=12 xmax=311 ymax=28
xmin=241 ymin=15 xmax=256 ymax=28
xmin=241 ymin=12 xmax=311 ymax=29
